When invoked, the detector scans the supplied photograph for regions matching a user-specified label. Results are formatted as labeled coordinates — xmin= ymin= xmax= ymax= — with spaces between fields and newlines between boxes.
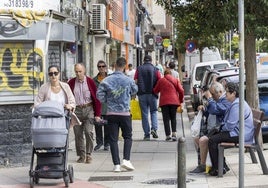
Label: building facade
xmin=0 ymin=0 xmax=171 ymax=166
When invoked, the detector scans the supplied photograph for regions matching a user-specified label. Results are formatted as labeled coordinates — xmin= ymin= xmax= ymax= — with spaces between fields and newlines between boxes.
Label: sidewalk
xmin=1 ymin=106 xmax=268 ymax=188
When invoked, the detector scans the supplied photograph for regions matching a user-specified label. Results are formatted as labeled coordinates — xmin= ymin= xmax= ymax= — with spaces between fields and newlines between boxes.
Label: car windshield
xmin=214 ymin=64 xmax=229 ymax=70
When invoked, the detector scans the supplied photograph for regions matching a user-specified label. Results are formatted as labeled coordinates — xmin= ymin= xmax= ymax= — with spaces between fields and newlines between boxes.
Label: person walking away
xmin=126 ymin=64 xmax=136 ymax=80
xmin=134 ymin=55 xmax=161 ymax=140
xmin=155 ymin=61 xmax=164 ymax=76
xmin=97 ymin=57 xmax=138 ymax=172
xmin=93 ymin=60 xmax=110 ymax=151
xmin=189 ymin=82 xmax=231 ymax=173
xmin=153 ymin=69 xmax=184 ymax=141
xmin=168 ymin=61 xmax=179 ymax=79
xmin=68 ymin=63 xmax=101 ymax=164
xmin=208 ymin=82 xmax=254 ymax=176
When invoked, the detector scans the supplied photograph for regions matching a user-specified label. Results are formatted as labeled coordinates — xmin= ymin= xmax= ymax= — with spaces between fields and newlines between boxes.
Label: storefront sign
xmin=0 ymin=0 xmax=60 ymax=11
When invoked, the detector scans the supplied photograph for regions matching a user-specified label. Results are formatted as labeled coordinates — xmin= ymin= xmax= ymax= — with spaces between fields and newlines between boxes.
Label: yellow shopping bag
xmin=130 ymin=99 xmax=142 ymax=120
xmin=177 ymin=105 xmax=183 ymax=113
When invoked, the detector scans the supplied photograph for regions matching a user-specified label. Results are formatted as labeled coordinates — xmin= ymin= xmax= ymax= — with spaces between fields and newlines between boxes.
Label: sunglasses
xmin=98 ymin=65 xmax=106 ymax=68
xmin=48 ymin=72 xmax=59 ymax=76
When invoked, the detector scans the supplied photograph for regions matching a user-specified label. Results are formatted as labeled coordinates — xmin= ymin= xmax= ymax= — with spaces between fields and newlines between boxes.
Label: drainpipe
xmin=44 ymin=10 xmax=54 ymax=82
xmin=82 ymin=10 xmax=91 ymax=76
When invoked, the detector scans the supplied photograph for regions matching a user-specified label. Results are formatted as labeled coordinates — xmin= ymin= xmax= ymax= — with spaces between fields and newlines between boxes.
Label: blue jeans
xmin=138 ymin=94 xmax=158 ymax=137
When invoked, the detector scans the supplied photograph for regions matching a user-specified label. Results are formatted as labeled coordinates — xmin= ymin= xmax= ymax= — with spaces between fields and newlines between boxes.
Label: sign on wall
xmin=0 ymin=0 xmax=60 ymax=11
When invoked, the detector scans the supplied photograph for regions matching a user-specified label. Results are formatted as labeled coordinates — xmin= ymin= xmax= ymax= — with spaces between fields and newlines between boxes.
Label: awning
xmin=0 ymin=19 xmax=76 ymax=42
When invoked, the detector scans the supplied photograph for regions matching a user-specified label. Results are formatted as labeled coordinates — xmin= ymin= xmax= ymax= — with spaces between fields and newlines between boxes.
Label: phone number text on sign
xmin=2 ymin=0 xmax=34 ymax=9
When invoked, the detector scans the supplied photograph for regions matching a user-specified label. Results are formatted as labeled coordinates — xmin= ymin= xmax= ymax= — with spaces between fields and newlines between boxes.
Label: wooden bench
xmin=217 ymin=108 xmax=268 ymax=177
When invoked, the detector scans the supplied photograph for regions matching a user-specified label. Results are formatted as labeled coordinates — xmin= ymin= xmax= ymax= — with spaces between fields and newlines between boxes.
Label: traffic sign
xmin=163 ymin=39 xmax=170 ymax=48
xmin=185 ymin=40 xmax=196 ymax=53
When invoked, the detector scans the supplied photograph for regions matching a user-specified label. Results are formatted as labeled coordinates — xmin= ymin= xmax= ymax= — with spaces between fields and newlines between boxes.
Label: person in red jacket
xmin=153 ymin=69 xmax=184 ymax=141
xmin=68 ymin=63 xmax=101 ymax=163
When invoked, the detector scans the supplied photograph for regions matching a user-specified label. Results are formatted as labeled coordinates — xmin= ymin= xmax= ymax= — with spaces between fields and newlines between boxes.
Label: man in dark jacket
xmin=134 ymin=55 xmax=161 ymax=140
xmin=93 ymin=60 xmax=109 ymax=151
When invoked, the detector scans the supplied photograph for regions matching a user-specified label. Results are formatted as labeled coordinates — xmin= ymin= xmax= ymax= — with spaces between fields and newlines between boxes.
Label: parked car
xmin=196 ymin=67 xmax=239 ymax=106
xmin=192 ymin=66 xmax=237 ymax=110
xmin=190 ymin=60 xmax=231 ymax=110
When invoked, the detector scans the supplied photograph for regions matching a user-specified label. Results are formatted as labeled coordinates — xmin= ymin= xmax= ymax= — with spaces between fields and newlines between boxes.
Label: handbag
xmin=191 ymin=110 xmax=203 ymax=137
xmin=130 ymin=99 xmax=142 ymax=120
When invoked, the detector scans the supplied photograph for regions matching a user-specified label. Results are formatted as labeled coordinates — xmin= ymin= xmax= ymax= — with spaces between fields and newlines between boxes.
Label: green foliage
xmin=155 ymin=0 xmax=268 ymax=52
xmin=257 ymin=39 xmax=268 ymax=52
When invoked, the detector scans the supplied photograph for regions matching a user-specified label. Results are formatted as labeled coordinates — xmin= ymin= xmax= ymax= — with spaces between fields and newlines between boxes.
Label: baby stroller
xmin=29 ymin=100 xmax=74 ymax=187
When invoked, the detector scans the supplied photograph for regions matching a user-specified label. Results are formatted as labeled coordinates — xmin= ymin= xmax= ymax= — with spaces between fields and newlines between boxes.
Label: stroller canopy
xmin=33 ymin=100 xmax=65 ymax=117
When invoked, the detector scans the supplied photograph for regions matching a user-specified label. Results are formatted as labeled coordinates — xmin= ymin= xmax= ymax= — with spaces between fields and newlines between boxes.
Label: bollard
xmin=177 ymin=137 xmax=186 ymax=188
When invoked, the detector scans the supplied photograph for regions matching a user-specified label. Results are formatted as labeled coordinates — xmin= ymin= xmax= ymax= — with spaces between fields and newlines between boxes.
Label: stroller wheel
xmin=29 ymin=176 xmax=34 ymax=188
xmin=68 ymin=165 xmax=74 ymax=183
xmin=63 ymin=172 xmax=69 ymax=187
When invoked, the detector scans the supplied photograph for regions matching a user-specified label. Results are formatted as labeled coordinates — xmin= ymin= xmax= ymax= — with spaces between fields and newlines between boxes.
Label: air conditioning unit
xmin=92 ymin=4 xmax=106 ymax=30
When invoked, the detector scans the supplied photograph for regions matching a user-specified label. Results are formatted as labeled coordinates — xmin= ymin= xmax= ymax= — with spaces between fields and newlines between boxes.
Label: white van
xmin=190 ymin=60 xmax=231 ymax=110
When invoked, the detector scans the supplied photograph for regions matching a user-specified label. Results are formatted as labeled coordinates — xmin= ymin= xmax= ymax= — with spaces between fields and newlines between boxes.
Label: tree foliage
xmin=155 ymin=0 xmax=268 ymax=108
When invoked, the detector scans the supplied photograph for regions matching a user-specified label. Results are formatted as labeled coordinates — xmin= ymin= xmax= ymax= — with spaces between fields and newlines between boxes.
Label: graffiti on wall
xmin=0 ymin=43 xmax=44 ymax=94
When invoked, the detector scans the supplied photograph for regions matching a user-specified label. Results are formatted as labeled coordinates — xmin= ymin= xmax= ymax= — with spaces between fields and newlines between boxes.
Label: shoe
xmin=85 ymin=154 xmax=92 ymax=164
xmin=121 ymin=159 xmax=135 ymax=171
xmin=113 ymin=165 xmax=121 ymax=172
xmin=143 ymin=136 xmax=150 ymax=141
xmin=151 ymin=130 xmax=158 ymax=138
xmin=94 ymin=144 xmax=103 ymax=151
xmin=208 ymin=168 xmax=218 ymax=176
xmin=76 ymin=156 xmax=85 ymax=163
xmin=224 ymin=162 xmax=230 ymax=172
xmin=189 ymin=164 xmax=206 ymax=173
xmin=172 ymin=132 xmax=177 ymax=141
xmin=166 ymin=136 xmax=172 ymax=141
xmin=172 ymin=136 xmax=177 ymax=141
xmin=104 ymin=145 xmax=110 ymax=151
xmin=208 ymin=168 xmax=227 ymax=176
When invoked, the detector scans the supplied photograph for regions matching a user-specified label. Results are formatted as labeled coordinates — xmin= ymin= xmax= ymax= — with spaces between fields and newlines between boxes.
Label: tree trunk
xmin=245 ymin=33 xmax=263 ymax=148
xmin=245 ymin=33 xmax=259 ymax=109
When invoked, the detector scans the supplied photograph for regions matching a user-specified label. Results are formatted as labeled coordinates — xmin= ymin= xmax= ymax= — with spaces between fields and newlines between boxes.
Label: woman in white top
xmin=34 ymin=65 xmax=76 ymax=111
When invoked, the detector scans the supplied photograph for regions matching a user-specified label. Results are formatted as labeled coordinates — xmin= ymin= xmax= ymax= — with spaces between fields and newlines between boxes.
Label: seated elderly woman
xmin=207 ymin=82 xmax=255 ymax=176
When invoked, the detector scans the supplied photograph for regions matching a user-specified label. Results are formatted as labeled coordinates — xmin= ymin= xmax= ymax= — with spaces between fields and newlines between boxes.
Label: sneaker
xmin=76 ymin=156 xmax=85 ymax=163
xmin=172 ymin=136 xmax=177 ymax=141
xmin=104 ymin=145 xmax=110 ymax=151
xmin=94 ymin=144 xmax=103 ymax=151
xmin=172 ymin=132 xmax=177 ymax=141
xmin=151 ymin=130 xmax=158 ymax=138
xmin=85 ymin=154 xmax=92 ymax=164
xmin=189 ymin=164 xmax=206 ymax=173
xmin=113 ymin=165 xmax=121 ymax=172
xmin=224 ymin=162 xmax=230 ymax=172
xmin=166 ymin=136 xmax=172 ymax=141
xmin=143 ymin=136 xmax=150 ymax=141
xmin=121 ymin=159 xmax=135 ymax=171
xmin=208 ymin=168 xmax=227 ymax=176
